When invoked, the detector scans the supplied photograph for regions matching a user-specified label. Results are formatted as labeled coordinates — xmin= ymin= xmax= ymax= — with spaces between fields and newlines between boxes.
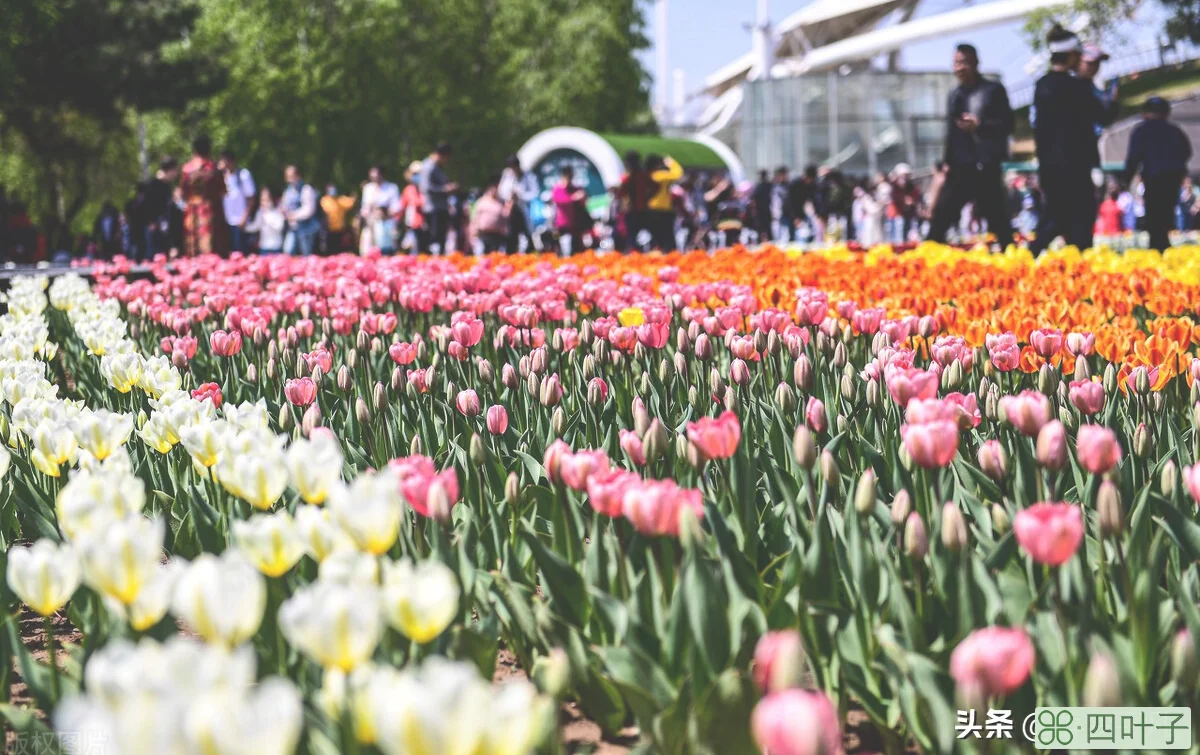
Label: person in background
xmin=619 ymin=151 xmax=650 ymax=252
xmin=92 ymin=201 xmax=123 ymax=260
xmin=672 ymin=174 xmax=697 ymax=251
xmin=1125 ymin=96 xmax=1193 ymax=251
xmin=369 ymin=206 xmax=397 ymax=255
xmin=498 ymin=155 xmax=538 ymax=253
xmin=645 ymin=153 xmax=683 ymax=250
xmin=281 ymin=165 xmax=320 ymax=256
xmin=552 ymin=165 xmax=588 ymax=255
xmin=469 ymin=176 xmax=511 ymax=254
xmin=179 ymin=135 xmax=228 ymax=257
xmin=1030 ymin=26 xmax=1118 ymax=254
xmin=420 ymin=143 xmax=457 ymax=254
xmin=1178 ymin=176 xmax=1197 ymax=232
xmin=1078 ymin=45 xmax=1118 ymax=139
xmin=787 ymin=166 xmax=816 ymax=242
xmin=398 ymin=161 xmax=426 ymax=254
xmin=752 ymin=169 xmax=774 ymax=244
xmin=890 ymin=164 xmax=920 ymax=242
xmin=245 ymin=187 xmax=286 ymax=255
xmin=130 ymin=156 xmax=181 ymax=261
xmin=320 ymin=183 xmax=357 ymax=254
xmin=770 ymin=167 xmax=791 ymax=243
xmin=872 ymin=172 xmax=894 ymax=243
xmin=607 ymin=185 xmax=628 ymax=252
xmin=928 ymin=43 xmax=1014 ymax=248
xmin=218 ymin=151 xmax=255 ymax=254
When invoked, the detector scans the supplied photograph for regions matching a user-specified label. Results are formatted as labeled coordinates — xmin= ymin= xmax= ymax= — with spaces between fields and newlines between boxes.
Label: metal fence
xmin=1009 ymin=40 xmax=1200 ymax=108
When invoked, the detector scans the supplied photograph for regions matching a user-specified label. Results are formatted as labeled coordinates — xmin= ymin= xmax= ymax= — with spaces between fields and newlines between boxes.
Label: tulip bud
xmin=171 ymin=350 xmax=189 ymax=370
xmin=592 ymin=338 xmax=609 ymax=362
xmin=1194 ymin=402 xmax=1200 ymax=430
xmin=410 ymin=434 xmax=423 ymax=456
xmin=819 ymin=450 xmax=839 ymax=489
xmin=637 ymin=372 xmax=650 ymax=396
xmin=470 ymin=434 xmax=486 ymax=467
xmin=1172 ymin=630 xmax=1198 ymax=690
xmin=854 ymin=471 xmax=876 ymax=515
xmin=391 ymin=366 xmax=403 ymax=392
xmin=531 ymin=648 xmax=570 ymax=700
xmin=346 ymin=348 xmax=359 ymax=371
xmin=940 ymin=502 xmax=968 ymax=553
xmin=632 ymin=343 xmax=648 ymax=363
xmin=686 ymin=439 xmax=705 ymax=469
xmin=676 ymin=327 xmax=691 ymax=353
xmin=278 ymin=405 xmax=293 ymax=432
xmin=551 ymin=407 xmax=566 ymax=436
xmin=1097 ymin=480 xmax=1123 ymax=537
xmin=657 ymin=358 xmax=670 ymax=384
xmin=731 ymin=359 xmax=751 ymax=387
xmin=793 ymin=426 xmax=816 ymax=469
xmin=673 ymin=352 xmax=689 ymax=379
xmin=687 ymin=320 xmax=701 ymax=341
xmin=370 ymin=336 xmax=382 ymax=354
xmin=693 ymin=333 xmax=712 ymax=361
xmin=977 ymin=441 xmax=1008 ymax=481
xmin=135 ymin=409 xmax=148 ymax=430
xmin=427 ymin=480 xmax=452 ymax=522
xmin=904 ymin=513 xmax=928 ymax=559
xmin=531 ymin=348 xmax=548 ymax=375
xmin=581 ymin=354 xmax=597 ymax=382
xmin=302 ymin=404 xmax=322 ymax=437
xmin=898 ymin=443 xmax=914 ymax=471
xmin=644 ymin=419 xmax=669 ymax=462
xmin=1161 ymin=459 xmax=1178 ymax=497
xmin=311 ymin=365 xmax=325 ymax=388
xmin=832 ymin=342 xmax=847 ymax=369
xmin=889 ymin=490 xmax=912 ymax=527
xmin=775 ymin=382 xmax=797 ymax=413
xmin=477 ymin=359 xmax=494 ymax=384
xmin=1037 ymin=363 xmax=1058 ymax=396
xmin=130 ymin=322 xmax=141 ymax=340
xmin=946 ymin=360 xmax=964 ymax=391
xmin=689 ymin=385 xmax=702 ymax=410
xmin=749 ymin=330 xmax=765 ymax=357
xmin=1102 ymin=363 xmax=1117 ymax=395
xmin=723 ymin=386 xmax=737 ymax=411
xmin=244 ymin=363 xmax=257 ymax=384
xmin=1192 ymin=382 xmax=1200 ymax=407
xmin=336 ymin=365 xmax=351 ymax=393
xmin=353 ymin=396 xmax=371 ymax=425
xmin=675 ymin=433 xmax=689 ymax=460
xmin=503 ymin=473 xmax=520 ymax=508
xmin=1133 ymin=423 xmax=1151 ymax=458
xmin=518 ymin=355 xmax=532 ymax=379
xmin=525 ymin=371 xmax=540 ymax=398
xmin=984 ymin=390 xmax=1000 ymax=422
xmin=579 ymin=319 xmax=594 ymax=345
xmin=709 ymin=368 xmax=725 ymax=397
xmin=1134 ymin=365 xmax=1151 ymax=395
xmin=977 ymin=376 xmax=991 ymax=399
xmin=1082 ymin=652 xmax=1123 ymax=708
xmin=372 ymin=382 xmax=388 ymax=413
xmin=865 ymin=379 xmax=881 ymax=408
xmin=871 ymin=331 xmax=888 ymax=356
xmin=816 ymin=331 xmax=831 ymax=356
xmin=839 ymin=370 xmax=857 ymax=404
xmin=678 ymin=501 xmax=704 ymax=550
xmin=1059 ymin=403 xmax=1077 ymax=431
xmin=632 ymin=399 xmax=652 ymax=438
xmin=1074 ymin=356 xmax=1091 ymax=382
xmin=1036 ymin=420 xmax=1067 ymax=471
xmin=793 ymin=354 xmax=813 ymax=391
xmin=766 ymin=330 xmax=781 ymax=358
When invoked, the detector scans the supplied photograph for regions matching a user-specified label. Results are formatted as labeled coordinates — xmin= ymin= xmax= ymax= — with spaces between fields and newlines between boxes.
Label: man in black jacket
xmin=1125 ymin=97 xmax=1193 ymax=251
xmin=927 ymin=43 xmax=1014 ymax=247
xmin=1029 ymin=26 xmax=1119 ymax=254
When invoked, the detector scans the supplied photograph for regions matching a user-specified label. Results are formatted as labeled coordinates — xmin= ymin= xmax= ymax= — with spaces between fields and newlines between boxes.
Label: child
xmin=246 ymin=188 xmax=285 ymax=255
xmin=1095 ymin=189 xmax=1122 ymax=237
xmin=371 ymin=206 xmax=397 ymax=255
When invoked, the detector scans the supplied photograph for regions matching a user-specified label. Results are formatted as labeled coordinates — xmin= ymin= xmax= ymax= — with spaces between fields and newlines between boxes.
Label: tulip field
xmin=3 ymin=243 xmax=1200 ymax=754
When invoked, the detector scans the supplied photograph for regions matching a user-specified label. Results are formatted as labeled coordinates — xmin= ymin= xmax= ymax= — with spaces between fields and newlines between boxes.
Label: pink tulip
xmin=588 ymin=377 xmax=609 ymax=404
xmin=539 ymin=373 xmax=563 ymax=407
xmin=1029 ymin=328 xmax=1063 ymax=359
xmin=851 ymin=307 xmax=885 ymax=335
xmin=636 ymin=322 xmax=670 ymax=349
xmin=1069 ymin=380 xmax=1105 ymax=415
xmin=686 ymin=411 xmax=742 ymax=460
xmin=905 ymin=398 xmax=959 ymax=425
xmin=1013 ymin=502 xmax=1083 ymax=566
xmin=543 ymin=440 xmax=572 ymax=484
xmin=301 ymin=348 xmax=333 ymax=374
xmin=835 ymin=299 xmax=857 ymax=320
xmin=191 ymin=382 xmax=223 ymax=409
xmin=450 ymin=315 xmax=485 ymax=348
xmin=486 ymin=405 xmax=509 ymax=435
xmin=752 ymin=630 xmax=804 ymax=693
xmin=447 ymin=341 xmax=469 ymax=361
xmin=900 ymin=420 xmax=959 ymax=468
xmin=730 ymin=335 xmax=760 ymax=361
xmin=455 ymin=389 xmax=481 ymax=417
xmin=1076 ymin=424 xmax=1122 ymax=474
xmin=619 ymin=430 xmax=646 ymax=466
xmin=999 ymin=391 xmax=1051 ymax=437
xmin=622 ymin=480 xmax=705 ymax=537
xmin=284 ymin=377 xmax=317 ymax=406
xmin=1184 ymin=465 xmax=1200 ymax=505
xmin=210 ymin=329 xmax=242 ymax=357
xmin=1065 ymin=331 xmax=1096 ymax=357
xmin=886 ymin=367 xmax=938 ymax=407
xmin=950 ymin=626 xmax=1035 ymax=699
xmin=751 ymin=689 xmax=842 ymax=755
xmin=730 ymin=358 xmax=751 ymax=386
xmin=986 ymin=332 xmax=1020 ymax=372
xmin=586 ymin=468 xmax=638 ymax=517
xmin=795 ymin=288 xmax=828 ymax=326
xmin=406 ymin=368 xmax=429 ymax=393
xmin=977 ymin=440 xmax=1007 ymax=481
xmin=1035 ymin=420 xmax=1067 ymax=471
xmin=805 ymin=397 xmax=827 ymax=434
xmin=390 ymin=455 xmax=460 ymax=520
xmin=559 ymin=450 xmax=610 ymax=491
xmin=943 ymin=392 xmax=982 ymax=429
xmin=389 ymin=342 xmax=418 ymax=365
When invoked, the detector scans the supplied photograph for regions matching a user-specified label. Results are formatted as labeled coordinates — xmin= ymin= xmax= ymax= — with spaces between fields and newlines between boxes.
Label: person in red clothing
xmin=1095 ymin=188 xmax=1123 ymax=237
xmin=398 ymin=161 xmax=426 ymax=254
xmin=552 ymin=166 xmax=589 ymax=255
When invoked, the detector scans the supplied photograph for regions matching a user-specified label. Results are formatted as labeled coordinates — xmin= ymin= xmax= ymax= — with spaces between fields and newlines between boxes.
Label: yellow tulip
xmin=617 ymin=307 xmax=646 ymax=327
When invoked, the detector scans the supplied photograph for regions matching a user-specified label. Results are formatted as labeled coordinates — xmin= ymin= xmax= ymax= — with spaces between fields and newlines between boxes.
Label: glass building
xmin=730 ymin=70 xmax=961 ymax=177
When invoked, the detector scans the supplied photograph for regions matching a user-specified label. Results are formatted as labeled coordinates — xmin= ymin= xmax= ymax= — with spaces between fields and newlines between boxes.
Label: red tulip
xmin=191 ymin=382 xmax=223 ymax=409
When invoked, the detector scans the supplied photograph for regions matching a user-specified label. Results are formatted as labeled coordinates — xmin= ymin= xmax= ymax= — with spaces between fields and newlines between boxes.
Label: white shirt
xmin=361 ymin=181 xmax=400 ymax=218
xmin=223 ymin=168 xmax=256 ymax=226
xmin=247 ymin=207 xmax=286 ymax=250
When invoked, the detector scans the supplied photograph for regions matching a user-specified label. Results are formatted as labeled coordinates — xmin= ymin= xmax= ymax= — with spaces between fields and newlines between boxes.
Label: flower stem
xmin=44 ymin=613 xmax=59 ymax=704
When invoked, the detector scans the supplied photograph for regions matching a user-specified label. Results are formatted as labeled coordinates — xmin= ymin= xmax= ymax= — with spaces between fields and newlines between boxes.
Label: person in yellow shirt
xmin=645 ymin=154 xmax=682 ymax=250
xmin=320 ymin=184 xmax=357 ymax=253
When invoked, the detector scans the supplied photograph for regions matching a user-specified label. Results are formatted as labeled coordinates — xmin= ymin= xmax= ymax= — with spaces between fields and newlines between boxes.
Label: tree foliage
xmin=0 ymin=0 xmax=653 ymax=240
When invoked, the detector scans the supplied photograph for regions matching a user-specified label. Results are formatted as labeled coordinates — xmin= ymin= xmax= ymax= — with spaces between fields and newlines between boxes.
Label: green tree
xmin=0 ymin=0 xmax=222 ymax=248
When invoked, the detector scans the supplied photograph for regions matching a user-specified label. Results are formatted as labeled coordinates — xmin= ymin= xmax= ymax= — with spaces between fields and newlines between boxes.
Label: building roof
xmin=598 ymin=133 xmax=728 ymax=169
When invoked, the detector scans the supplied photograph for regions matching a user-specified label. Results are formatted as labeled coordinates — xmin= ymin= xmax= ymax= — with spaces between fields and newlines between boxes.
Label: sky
xmin=641 ymin=0 xmax=1167 ymax=118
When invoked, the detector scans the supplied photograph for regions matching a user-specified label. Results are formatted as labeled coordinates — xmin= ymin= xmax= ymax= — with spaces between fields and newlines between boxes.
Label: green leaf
xmin=683 ymin=552 xmax=731 ymax=674
xmin=692 ymin=670 xmax=759 ymax=755
xmin=0 ymin=704 xmax=63 ymax=754
xmin=520 ymin=525 xmax=590 ymax=627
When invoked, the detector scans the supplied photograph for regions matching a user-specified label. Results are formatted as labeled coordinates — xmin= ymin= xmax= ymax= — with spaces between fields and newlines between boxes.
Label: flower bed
xmin=2 ymin=243 xmax=1200 ymax=754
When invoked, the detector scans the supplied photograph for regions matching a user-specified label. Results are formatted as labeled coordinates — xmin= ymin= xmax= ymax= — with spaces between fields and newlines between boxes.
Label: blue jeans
xmin=228 ymin=224 xmax=247 ymax=253
xmin=285 ymin=227 xmax=318 ymax=256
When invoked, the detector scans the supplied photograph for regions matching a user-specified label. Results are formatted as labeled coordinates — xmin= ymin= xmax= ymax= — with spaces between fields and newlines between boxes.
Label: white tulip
xmin=105 ymin=559 xmax=184 ymax=632
xmin=294 ymin=505 xmax=353 ymax=563
xmin=232 ymin=512 xmax=306 ymax=578
xmin=77 ymin=516 xmax=164 ymax=606
xmin=7 ymin=539 xmax=80 ymax=616
xmin=71 ymin=408 xmax=134 ymax=461
xmin=286 ymin=431 xmax=344 ymax=505
xmin=172 ymin=550 xmax=265 ymax=647
xmin=56 ymin=467 xmax=146 ymax=541
xmin=318 ymin=548 xmax=379 ymax=586
xmin=380 ymin=558 xmax=460 ymax=644
xmin=329 ymin=470 xmax=403 ymax=555
xmin=278 ymin=580 xmax=381 ymax=672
